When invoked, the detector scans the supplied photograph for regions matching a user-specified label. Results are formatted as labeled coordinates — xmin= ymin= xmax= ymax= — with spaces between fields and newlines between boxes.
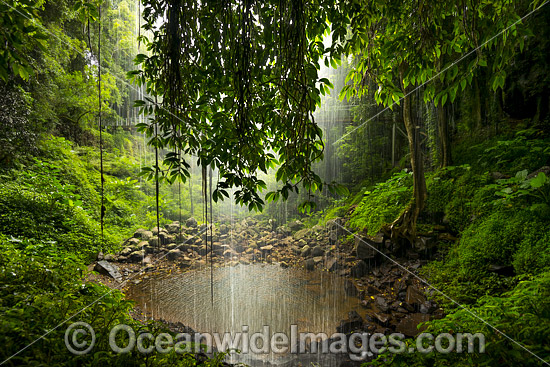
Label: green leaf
xmin=530 ymin=172 xmax=548 ymax=188
xmin=516 ymin=170 xmax=528 ymax=180
xmin=441 ymin=93 xmax=448 ymax=106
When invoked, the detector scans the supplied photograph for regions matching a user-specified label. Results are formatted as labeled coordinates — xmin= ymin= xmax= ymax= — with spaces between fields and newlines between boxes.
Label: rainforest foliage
xmin=1 ymin=0 xmax=550 ymax=366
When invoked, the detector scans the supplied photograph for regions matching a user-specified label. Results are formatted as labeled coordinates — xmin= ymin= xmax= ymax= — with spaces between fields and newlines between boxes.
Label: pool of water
xmin=126 ymin=263 xmax=363 ymax=365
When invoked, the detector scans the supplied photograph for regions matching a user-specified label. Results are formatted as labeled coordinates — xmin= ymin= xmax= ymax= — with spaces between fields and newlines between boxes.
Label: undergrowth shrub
xmin=371 ymin=271 xmax=550 ymax=366
xmin=0 ymin=183 xmax=117 ymax=260
xmin=0 ymin=237 xmax=223 ymax=366
xmin=454 ymin=130 xmax=550 ymax=174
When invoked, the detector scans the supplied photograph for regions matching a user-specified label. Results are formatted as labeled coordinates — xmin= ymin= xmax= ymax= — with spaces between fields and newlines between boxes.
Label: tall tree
xmin=340 ymin=0 xmax=535 ymax=242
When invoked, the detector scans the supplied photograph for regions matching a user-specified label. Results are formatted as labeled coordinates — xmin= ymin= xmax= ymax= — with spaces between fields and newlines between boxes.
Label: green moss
xmin=458 ymin=209 xmax=525 ymax=274
xmin=443 ymin=171 xmax=494 ymax=232
xmin=349 ymin=171 xmax=412 ymax=235
xmin=423 ymin=205 xmax=550 ymax=306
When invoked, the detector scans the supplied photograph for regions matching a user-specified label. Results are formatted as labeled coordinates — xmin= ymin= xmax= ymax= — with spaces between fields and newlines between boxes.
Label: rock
xmin=372 ymin=312 xmax=390 ymax=325
xmin=167 ymin=249 xmax=183 ymax=261
xmin=94 ymin=261 xmax=122 ymax=280
xmin=350 ymin=260 xmax=369 ymax=277
xmin=223 ymin=248 xmax=236 ymax=257
xmin=311 ymin=245 xmax=325 ymax=257
xmin=143 ymin=255 xmax=153 ymax=265
xmin=186 ymin=217 xmax=198 ymax=228
xmin=104 ymin=254 xmax=115 ymax=261
xmin=375 ymin=296 xmax=389 ymax=312
xmin=151 ymin=227 xmax=166 ymax=235
xmin=134 ymin=229 xmax=153 ymax=241
xmin=290 ymin=246 xmax=301 ymax=255
xmin=325 ymin=258 xmax=339 ymax=272
xmin=300 ymin=245 xmax=311 ymax=257
xmin=120 ymin=247 xmax=133 ymax=257
xmin=260 ymin=245 xmax=274 ymax=252
xmin=337 ymin=316 xmax=363 ymax=334
xmin=144 ymin=264 xmax=155 ymax=272
xmin=311 ymin=225 xmax=323 ymax=234
xmin=166 ymin=243 xmax=178 ymax=250
xmin=355 ymin=237 xmax=379 ymax=260
xmin=96 ymin=251 xmax=104 ymax=261
xmin=143 ymin=245 xmax=156 ymax=254
xmin=159 ymin=232 xmax=175 ymax=246
xmin=166 ymin=222 xmax=181 ymax=234
xmin=218 ymin=224 xmax=229 ymax=235
xmin=304 ymin=258 xmax=316 ymax=270
xmin=420 ymin=301 xmax=437 ymax=314
xmin=395 ymin=313 xmax=430 ymax=337
xmin=276 ymin=225 xmax=291 ymax=236
xmin=406 ymin=286 xmax=426 ymax=308
xmin=289 ymin=220 xmax=304 ymax=232
xmin=293 ymin=228 xmax=309 ymax=240
xmin=128 ymin=250 xmax=145 ymax=263
xmin=313 ymin=256 xmax=324 ymax=264
xmin=328 ymin=231 xmax=338 ymax=245
xmin=344 ymin=279 xmax=359 ymax=296
xmin=149 ymin=236 xmax=160 ymax=248
xmin=400 ymin=301 xmax=415 ymax=313
xmin=125 ymin=238 xmax=140 ymax=247
xmin=178 ymin=261 xmax=192 ymax=269
xmin=232 ymin=243 xmax=245 ymax=253
xmin=366 ymin=285 xmax=380 ymax=295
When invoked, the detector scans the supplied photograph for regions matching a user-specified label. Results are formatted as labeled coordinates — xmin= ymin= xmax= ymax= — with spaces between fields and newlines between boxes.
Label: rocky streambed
xmin=90 ymin=216 xmax=452 ymax=363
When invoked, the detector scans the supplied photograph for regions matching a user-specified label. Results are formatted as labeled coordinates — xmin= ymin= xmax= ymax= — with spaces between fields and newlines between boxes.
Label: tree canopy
xmin=131 ymin=0 xmax=348 ymax=212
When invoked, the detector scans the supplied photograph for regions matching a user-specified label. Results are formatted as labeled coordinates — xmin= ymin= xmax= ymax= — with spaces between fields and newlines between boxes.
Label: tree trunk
xmin=386 ymin=71 xmax=427 ymax=244
xmin=437 ymin=103 xmax=451 ymax=167
xmin=472 ymin=78 xmax=482 ymax=131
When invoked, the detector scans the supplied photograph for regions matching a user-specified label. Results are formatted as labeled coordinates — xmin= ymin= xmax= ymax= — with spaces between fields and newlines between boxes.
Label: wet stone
xmin=129 ymin=250 xmax=145 ymax=263
xmin=304 ymin=258 xmax=315 ymax=271
xmin=311 ymin=245 xmax=325 ymax=257
xmin=395 ymin=313 xmax=430 ymax=337
xmin=344 ymin=279 xmax=359 ymax=296
xmin=375 ymin=296 xmax=389 ymax=313
xmin=166 ymin=249 xmax=183 ymax=261
xmin=94 ymin=260 xmax=122 ymax=281
xmin=406 ymin=285 xmax=426 ymax=307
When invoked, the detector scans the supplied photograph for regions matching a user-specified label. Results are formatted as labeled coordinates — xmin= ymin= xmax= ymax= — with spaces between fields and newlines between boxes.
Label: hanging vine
xmin=130 ymin=0 xmax=346 ymax=214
